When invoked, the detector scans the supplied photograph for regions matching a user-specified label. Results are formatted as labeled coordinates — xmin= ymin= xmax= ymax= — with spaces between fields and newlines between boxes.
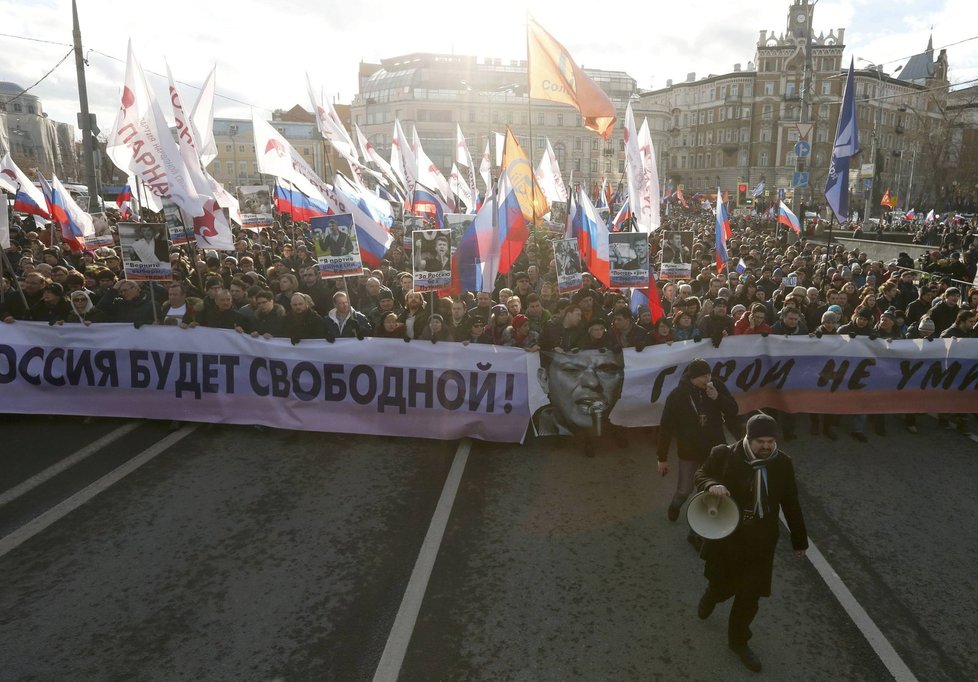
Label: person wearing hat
xmin=502 ymin=313 xmax=540 ymax=351
xmin=29 ymin=282 xmax=72 ymax=323
xmin=368 ymin=288 xmax=399 ymax=331
xmin=693 ymin=413 xmax=808 ymax=672
xmin=657 ymin=359 xmax=739 ymax=535
xmin=461 ymin=315 xmax=492 ymax=345
xmin=875 ymin=308 xmax=904 ymax=340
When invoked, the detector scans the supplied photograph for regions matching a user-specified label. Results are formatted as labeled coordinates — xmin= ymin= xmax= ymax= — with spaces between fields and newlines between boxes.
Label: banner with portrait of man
xmin=310 ymin=213 xmax=362 ymax=279
xmin=554 ymin=238 xmax=583 ymax=295
xmin=412 ymin=228 xmax=453 ymax=292
xmin=163 ymin=200 xmax=193 ymax=246
xmin=659 ymin=230 xmax=693 ymax=280
xmin=88 ymin=212 xmax=115 ymax=247
xmin=238 ymin=185 xmax=274 ymax=230
xmin=608 ymin=232 xmax=649 ymax=287
xmin=528 ymin=348 xmax=625 ymax=436
xmin=118 ymin=222 xmax=172 ymax=281
xmin=403 ymin=215 xmax=425 ymax=252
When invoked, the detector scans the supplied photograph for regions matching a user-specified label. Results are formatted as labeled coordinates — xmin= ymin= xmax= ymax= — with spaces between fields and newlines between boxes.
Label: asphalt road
xmin=1 ymin=412 xmax=976 ymax=681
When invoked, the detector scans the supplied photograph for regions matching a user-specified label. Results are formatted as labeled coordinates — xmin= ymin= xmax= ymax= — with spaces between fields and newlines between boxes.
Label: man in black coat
xmin=657 ymin=359 xmax=739 ymax=530
xmin=693 ymin=414 xmax=808 ymax=672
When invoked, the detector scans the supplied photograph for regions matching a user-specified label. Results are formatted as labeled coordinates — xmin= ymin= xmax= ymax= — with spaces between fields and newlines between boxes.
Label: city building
xmin=352 ymin=53 xmax=638 ymax=196
xmin=0 ymin=81 xmax=81 ymax=181
xmin=635 ymin=0 xmax=951 ymax=216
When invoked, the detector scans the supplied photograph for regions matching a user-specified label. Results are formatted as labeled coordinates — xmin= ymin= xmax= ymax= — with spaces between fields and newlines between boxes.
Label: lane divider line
xmin=372 ymin=438 xmax=471 ymax=682
xmin=0 ymin=425 xmax=198 ymax=560
xmin=781 ymin=511 xmax=918 ymax=682
xmin=0 ymin=422 xmax=143 ymax=508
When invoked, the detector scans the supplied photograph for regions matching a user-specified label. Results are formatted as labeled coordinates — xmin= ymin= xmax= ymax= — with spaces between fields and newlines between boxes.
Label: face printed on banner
xmin=536 ymin=349 xmax=624 ymax=433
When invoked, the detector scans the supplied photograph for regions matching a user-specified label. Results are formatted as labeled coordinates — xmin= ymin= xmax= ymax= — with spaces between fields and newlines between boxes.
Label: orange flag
xmin=501 ymin=127 xmax=550 ymax=224
xmin=880 ymin=188 xmax=892 ymax=207
xmin=527 ymin=17 xmax=617 ymax=140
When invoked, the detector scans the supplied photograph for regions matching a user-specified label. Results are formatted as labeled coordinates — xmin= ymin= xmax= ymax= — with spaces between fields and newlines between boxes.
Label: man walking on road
xmin=656 ymin=359 xmax=739 ymax=546
xmin=693 ymin=414 xmax=808 ymax=672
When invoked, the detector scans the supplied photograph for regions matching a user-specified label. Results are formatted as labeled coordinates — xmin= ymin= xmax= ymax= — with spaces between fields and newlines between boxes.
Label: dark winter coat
xmin=694 ymin=439 xmax=808 ymax=597
xmin=656 ymin=375 xmax=739 ymax=463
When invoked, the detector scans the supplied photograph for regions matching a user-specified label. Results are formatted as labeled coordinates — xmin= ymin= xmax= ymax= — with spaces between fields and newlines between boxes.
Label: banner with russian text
xmin=613 ymin=335 xmax=978 ymax=427
xmin=0 ymin=324 xmax=530 ymax=443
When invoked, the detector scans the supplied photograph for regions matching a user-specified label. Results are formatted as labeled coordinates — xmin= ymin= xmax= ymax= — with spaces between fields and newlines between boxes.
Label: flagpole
xmin=525 ymin=12 xmax=537 ymax=235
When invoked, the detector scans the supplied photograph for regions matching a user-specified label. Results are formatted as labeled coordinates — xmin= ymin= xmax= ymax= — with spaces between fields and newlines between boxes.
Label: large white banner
xmin=0 ymin=324 xmax=530 ymax=443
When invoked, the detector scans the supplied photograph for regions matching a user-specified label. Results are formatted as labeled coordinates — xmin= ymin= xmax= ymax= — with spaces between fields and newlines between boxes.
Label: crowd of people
xmin=2 ymin=198 xmax=977 ymax=438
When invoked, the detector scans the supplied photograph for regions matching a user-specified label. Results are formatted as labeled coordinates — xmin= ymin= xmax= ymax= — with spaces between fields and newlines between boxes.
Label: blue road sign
xmin=791 ymin=172 xmax=809 ymax=188
xmin=794 ymin=140 xmax=811 ymax=158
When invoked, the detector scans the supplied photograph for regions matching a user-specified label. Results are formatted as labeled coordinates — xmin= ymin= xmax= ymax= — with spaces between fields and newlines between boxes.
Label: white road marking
xmin=0 ymin=425 xmax=198 ymax=560
xmin=781 ymin=512 xmax=918 ymax=682
xmin=0 ymin=422 xmax=143 ymax=508
xmin=372 ymin=438 xmax=471 ymax=682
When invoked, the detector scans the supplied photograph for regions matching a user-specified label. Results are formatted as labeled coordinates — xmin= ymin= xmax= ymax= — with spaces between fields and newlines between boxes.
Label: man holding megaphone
xmin=692 ymin=414 xmax=808 ymax=673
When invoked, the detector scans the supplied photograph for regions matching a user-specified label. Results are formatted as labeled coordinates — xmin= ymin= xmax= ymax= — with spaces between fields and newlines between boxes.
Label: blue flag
xmin=824 ymin=58 xmax=860 ymax=223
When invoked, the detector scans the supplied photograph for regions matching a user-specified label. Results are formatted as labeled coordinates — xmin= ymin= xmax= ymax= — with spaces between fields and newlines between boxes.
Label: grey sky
xmin=2 ymin=0 xmax=976 ymax=136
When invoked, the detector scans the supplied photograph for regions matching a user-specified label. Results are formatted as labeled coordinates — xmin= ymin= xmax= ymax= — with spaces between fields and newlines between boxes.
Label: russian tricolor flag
xmin=570 ymin=186 xmax=610 ymax=286
xmin=328 ymin=180 xmax=393 ymax=268
xmin=630 ymin=271 xmax=665 ymax=324
xmin=496 ymin=168 xmax=530 ymax=275
xmin=454 ymin=197 xmax=499 ymax=293
xmin=611 ymin=198 xmax=632 ymax=232
xmin=116 ymin=184 xmax=133 ymax=218
xmin=778 ymin=200 xmax=801 ymax=235
xmin=714 ymin=189 xmax=729 ymax=272
xmin=38 ymin=173 xmax=94 ymax=252
xmin=274 ymin=181 xmax=330 ymax=222
xmin=1 ymin=152 xmax=49 ymax=219
xmin=412 ymin=183 xmax=448 ymax=229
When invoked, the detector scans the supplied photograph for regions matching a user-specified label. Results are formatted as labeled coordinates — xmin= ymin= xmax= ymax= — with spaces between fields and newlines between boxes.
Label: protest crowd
xmin=3 ymin=193 xmax=977 ymax=443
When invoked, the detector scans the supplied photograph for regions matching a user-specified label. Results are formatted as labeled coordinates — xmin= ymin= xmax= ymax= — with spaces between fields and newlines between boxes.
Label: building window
xmin=744 ymin=84 xmax=752 ymax=97
xmin=816 ymin=128 xmax=828 ymax=143
xmin=764 ymin=82 xmax=774 ymax=96
xmin=13 ymin=103 xmax=22 ymax=113
xmin=592 ymin=139 xmax=600 ymax=151
xmin=822 ymin=81 xmax=832 ymax=96
xmin=590 ymin=159 xmax=598 ymax=173
xmin=731 ymin=84 xmax=739 ymax=96
xmin=740 ymin=128 xmax=749 ymax=143
xmin=573 ymin=158 xmax=581 ymax=172
xmin=719 ymin=108 xmax=726 ymax=122
xmin=786 ymin=152 xmax=796 ymax=166
xmin=759 ymin=151 xmax=769 ymax=166
xmin=537 ymin=113 xmax=545 ymax=125
xmin=760 ymin=128 xmax=771 ymax=142
xmin=553 ymin=142 xmax=566 ymax=167
xmin=619 ymin=159 xmax=625 ymax=173
xmin=239 ymin=145 xmax=246 ymax=152
xmin=706 ymin=132 xmax=713 ymax=144
xmin=27 ymin=105 xmax=36 ymax=114
xmin=785 ymin=82 xmax=796 ymax=98
xmin=574 ymin=137 xmax=582 ymax=151
xmin=557 ymin=114 xmax=564 ymax=126
xmin=227 ymin=161 xmax=233 ymax=175
xmin=787 ymin=129 xmax=798 ymax=142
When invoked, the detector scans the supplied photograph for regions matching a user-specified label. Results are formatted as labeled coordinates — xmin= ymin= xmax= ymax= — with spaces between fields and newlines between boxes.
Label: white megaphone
xmin=686 ymin=491 xmax=740 ymax=540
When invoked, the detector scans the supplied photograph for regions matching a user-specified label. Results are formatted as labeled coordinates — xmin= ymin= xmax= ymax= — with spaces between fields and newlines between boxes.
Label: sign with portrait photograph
xmin=88 ymin=212 xmax=114 ymax=247
xmin=608 ymin=232 xmax=649 ymax=287
xmin=659 ymin=230 xmax=693 ymax=280
xmin=412 ymin=228 xmax=452 ymax=292
xmin=554 ymin=238 xmax=583 ymax=295
xmin=238 ymin=185 xmax=274 ymax=230
xmin=310 ymin=213 xmax=363 ymax=279
xmin=163 ymin=200 xmax=193 ymax=246
xmin=118 ymin=222 xmax=172 ymax=281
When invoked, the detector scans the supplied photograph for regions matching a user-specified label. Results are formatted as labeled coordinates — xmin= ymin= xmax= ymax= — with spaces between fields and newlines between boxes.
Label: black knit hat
xmin=686 ymin=358 xmax=711 ymax=379
xmin=747 ymin=414 xmax=780 ymax=440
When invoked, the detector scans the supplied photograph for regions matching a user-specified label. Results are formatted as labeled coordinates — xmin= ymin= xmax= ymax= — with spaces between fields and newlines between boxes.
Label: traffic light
xmin=737 ymin=182 xmax=748 ymax=206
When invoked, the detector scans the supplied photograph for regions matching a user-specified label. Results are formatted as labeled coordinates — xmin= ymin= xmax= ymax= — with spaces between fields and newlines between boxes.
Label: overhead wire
xmin=3 ymin=48 xmax=75 ymax=105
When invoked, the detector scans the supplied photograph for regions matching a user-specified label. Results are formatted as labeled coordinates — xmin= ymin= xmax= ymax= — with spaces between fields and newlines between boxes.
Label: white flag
xmin=623 ymin=102 xmax=648 ymax=232
xmin=106 ymin=43 xmax=212 ymax=238
xmin=189 ymin=66 xmax=218 ymax=168
xmin=0 ymin=116 xmax=9 ymax=157
xmin=412 ymin=126 xmax=451 ymax=203
xmin=391 ymin=119 xmax=418 ymax=204
xmin=165 ymin=63 xmax=234 ymax=249
xmin=638 ymin=117 xmax=661 ymax=230
xmin=307 ymin=76 xmax=357 ymax=160
xmin=479 ymin=138 xmax=492 ymax=192
xmin=534 ymin=137 xmax=568 ymax=203
xmin=450 ymin=162 xmax=474 ymax=213
xmin=455 ymin=124 xmax=478 ymax=207
xmin=494 ymin=132 xmax=505 ymax=167
xmin=253 ymin=112 xmax=330 ymax=204
xmin=355 ymin=123 xmax=402 ymax=195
